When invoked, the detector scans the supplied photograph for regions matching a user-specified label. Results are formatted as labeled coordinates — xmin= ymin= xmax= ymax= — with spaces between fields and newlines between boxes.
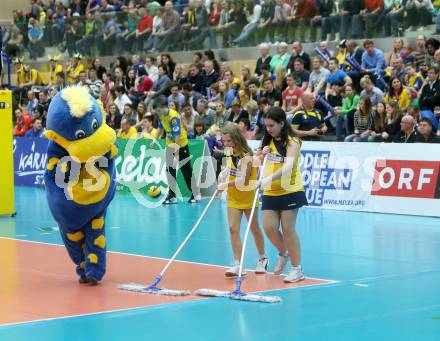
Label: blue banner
xmin=13 ymin=137 xmax=48 ymax=187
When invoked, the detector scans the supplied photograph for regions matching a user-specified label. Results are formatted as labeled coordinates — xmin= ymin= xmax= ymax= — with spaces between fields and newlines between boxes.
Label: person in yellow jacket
xmin=138 ymin=115 xmax=157 ymax=139
xmin=257 ymin=106 xmax=308 ymax=283
xmin=216 ymin=123 xmax=267 ymax=277
xmin=66 ymin=53 xmax=85 ymax=84
xmin=14 ymin=57 xmax=44 ymax=87
xmin=152 ymin=97 xmax=199 ymax=204
xmin=48 ymin=54 xmax=63 ymax=85
xmin=385 ymin=77 xmax=410 ymax=112
xmin=117 ymin=118 xmax=138 ymax=138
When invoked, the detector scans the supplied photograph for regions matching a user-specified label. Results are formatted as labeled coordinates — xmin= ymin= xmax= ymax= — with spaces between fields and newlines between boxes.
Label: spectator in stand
xmin=291 ymin=41 xmax=311 ymax=71
xmin=288 ymin=58 xmax=310 ymax=91
xmin=336 ymin=84 xmax=360 ymax=139
xmin=76 ymin=12 xmax=96 ymax=57
xmin=310 ymin=0 xmax=334 ymax=43
xmin=416 ymin=117 xmax=440 ymax=143
xmin=291 ymin=92 xmax=327 ymax=141
xmin=172 ymin=64 xmax=188 ymax=85
xmin=228 ymin=99 xmax=249 ymax=123
xmin=308 ymin=56 xmax=331 ymax=96
xmin=365 ymin=101 xmax=386 ymax=142
xmin=273 ymin=0 xmax=291 ymax=41
xmin=187 ymin=64 xmax=204 ymax=94
xmin=196 ymin=98 xmax=217 ymax=130
xmin=201 ymin=60 xmax=220 ymax=97
xmin=361 ymin=40 xmax=387 ymax=89
xmin=387 ymin=38 xmax=407 ymax=66
xmin=145 ymin=6 xmax=163 ymax=51
xmin=182 ymin=82 xmax=203 ymax=110
xmin=393 ymin=114 xmax=419 ymax=143
xmin=144 ymin=56 xmax=158 ymax=83
xmin=257 ymin=0 xmax=275 ymax=44
xmin=13 ymin=108 xmax=32 ymax=137
xmin=27 ymin=18 xmax=44 ymax=60
xmin=27 ymin=90 xmax=39 ymax=116
xmin=360 ymin=75 xmax=384 ymax=106
xmin=405 ymin=0 xmax=434 ymax=32
xmin=107 ymin=103 xmax=122 ymax=130
xmin=182 ymin=102 xmax=200 ymax=137
xmin=121 ymin=9 xmax=140 ymax=53
xmin=384 ymin=1 xmax=406 ymax=37
xmin=412 ymin=35 xmax=428 ymax=67
xmin=359 ymin=0 xmax=384 ymax=38
xmin=262 ymin=78 xmax=282 ymax=106
xmin=232 ymin=0 xmax=262 ymax=47
xmin=24 ymin=118 xmax=45 ymax=138
xmin=390 ymin=57 xmax=407 ymax=80
xmin=379 ymin=101 xmax=403 ymax=142
xmin=91 ymin=58 xmax=107 ymax=82
xmin=144 ymin=64 xmax=172 ymax=108
xmin=269 ymin=42 xmax=290 ymax=73
xmin=217 ymin=1 xmax=241 ymax=46
xmin=139 ymin=115 xmax=158 ymax=139
xmin=287 ymin=0 xmax=317 ymax=43
xmin=238 ymin=117 xmax=254 ymax=139
xmin=282 ymin=74 xmax=304 ymax=117
xmin=167 ymin=83 xmax=186 ymax=111
xmin=117 ymin=118 xmax=138 ymax=138
xmin=420 ymin=66 xmax=440 ymax=111
xmin=97 ymin=14 xmax=122 ymax=56
xmin=187 ymin=0 xmax=215 ymax=50
xmin=324 ymin=57 xmax=352 ymax=95
xmin=345 ymin=95 xmax=373 ymax=142
xmin=114 ymin=86 xmax=133 ymax=114
xmin=153 ymin=1 xmax=180 ymax=52
xmin=255 ymin=43 xmax=272 ymax=77
xmin=385 ymin=77 xmax=410 ymax=112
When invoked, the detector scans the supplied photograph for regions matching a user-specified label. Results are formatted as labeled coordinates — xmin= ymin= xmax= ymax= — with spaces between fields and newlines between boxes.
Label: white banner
xmin=248 ymin=141 xmax=440 ymax=217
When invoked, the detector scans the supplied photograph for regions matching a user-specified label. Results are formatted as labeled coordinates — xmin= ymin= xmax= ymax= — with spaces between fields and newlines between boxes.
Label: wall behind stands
xmin=0 ymin=0 xmax=28 ymax=21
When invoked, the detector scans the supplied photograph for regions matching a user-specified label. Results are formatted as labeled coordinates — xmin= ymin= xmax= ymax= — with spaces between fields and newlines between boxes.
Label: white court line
xmin=354 ymin=283 xmax=369 ymax=287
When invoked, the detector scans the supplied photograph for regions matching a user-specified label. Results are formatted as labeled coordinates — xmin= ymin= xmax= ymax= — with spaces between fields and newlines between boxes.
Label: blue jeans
xmin=233 ymin=21 xmax=259 ymax=46
xmin=336 ymin=115 xmax=348 ymax=141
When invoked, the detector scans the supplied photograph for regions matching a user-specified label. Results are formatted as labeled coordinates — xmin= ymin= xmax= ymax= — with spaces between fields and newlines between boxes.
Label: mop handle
xmin=159 ymin=189 xmax=219 ymax=276
xmin=237 ymin=156 xmax=268 ymax=278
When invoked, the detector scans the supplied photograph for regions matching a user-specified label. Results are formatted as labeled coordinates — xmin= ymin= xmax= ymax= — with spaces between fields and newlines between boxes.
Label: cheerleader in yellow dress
xmin=217 ymin=123 xmax=268 ymax=277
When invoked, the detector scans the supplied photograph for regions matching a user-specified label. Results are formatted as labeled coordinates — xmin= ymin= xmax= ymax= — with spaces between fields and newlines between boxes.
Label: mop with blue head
xmin=118 ymin=189 xmax=219 ymax=296
xmin=194 ymin=157 xmax=282 ymax=303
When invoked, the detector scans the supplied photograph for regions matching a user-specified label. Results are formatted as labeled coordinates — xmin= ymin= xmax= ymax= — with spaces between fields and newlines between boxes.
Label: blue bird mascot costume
xmin=44 ymin=86 xmax=118 ymax=285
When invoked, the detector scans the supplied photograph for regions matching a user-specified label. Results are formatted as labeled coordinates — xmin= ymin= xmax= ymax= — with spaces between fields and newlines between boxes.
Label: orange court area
xmin=0 ymin=238 xmax=330 ymax=326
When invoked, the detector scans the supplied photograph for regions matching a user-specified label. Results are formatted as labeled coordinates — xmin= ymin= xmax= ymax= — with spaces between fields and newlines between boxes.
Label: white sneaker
xmin=255 ymin=257 xmax=268 ymax=274
xmin=274 ymin=254 xmax=289 ymax=275
xmin=417 ymin=26 xmax=425 ymax=31
xmin=284 ymin=266 xmax=305 ymax=283
xmin=225 ymin=262 xmax=247 ymax=277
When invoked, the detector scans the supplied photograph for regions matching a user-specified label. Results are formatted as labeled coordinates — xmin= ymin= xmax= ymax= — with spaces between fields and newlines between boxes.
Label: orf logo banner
xmin=371 ymin=160 xmax=440 ymax=199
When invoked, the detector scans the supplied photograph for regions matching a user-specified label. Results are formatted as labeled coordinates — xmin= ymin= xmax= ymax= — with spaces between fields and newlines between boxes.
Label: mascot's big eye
xmin=91 ymin=118 xmax=99 ymax=131
xmin=75 ymin=130 xmax=86 ymax=139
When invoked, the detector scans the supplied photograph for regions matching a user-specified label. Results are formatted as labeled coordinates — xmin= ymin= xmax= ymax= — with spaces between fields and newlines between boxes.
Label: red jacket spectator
xmin=365 ymin=0 xmax=384 ymax=11
xmin=295 ymin=0 xmax=318 ymax=18
xmin=138 ymin=75 xmax=154 ymax=94
xmin=13 ymin=109 xmax=33 ymax=137
xmin=137 ymin=14 xmax=153 ymax=33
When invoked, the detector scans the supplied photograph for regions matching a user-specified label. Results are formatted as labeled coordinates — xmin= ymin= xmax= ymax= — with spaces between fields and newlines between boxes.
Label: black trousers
xmin=166 ymin=145 xmax=198 ymax=199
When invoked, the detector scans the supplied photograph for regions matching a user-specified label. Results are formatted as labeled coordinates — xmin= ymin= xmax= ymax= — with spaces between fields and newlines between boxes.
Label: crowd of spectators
xmin=3 ymin=0 xmax=440 ymax=60
xmin=9 ymin=1 xmax=440 ymax=146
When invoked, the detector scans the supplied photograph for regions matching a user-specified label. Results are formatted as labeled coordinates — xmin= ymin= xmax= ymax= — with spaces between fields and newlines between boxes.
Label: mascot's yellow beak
xmin=44 ymin=123 xmax=116 ymax=163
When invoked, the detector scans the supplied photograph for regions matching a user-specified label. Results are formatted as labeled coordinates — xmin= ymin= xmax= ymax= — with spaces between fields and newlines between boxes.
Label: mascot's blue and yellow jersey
xmin=44 ymin=87 xmax=118 ymax=230
xmin=226 ymin=152 xmax=258 ymax=210
xmin=263 ymin=136 xmax=304 ymax=196
xmin=158 ymin=109 xmax=188 ymax=147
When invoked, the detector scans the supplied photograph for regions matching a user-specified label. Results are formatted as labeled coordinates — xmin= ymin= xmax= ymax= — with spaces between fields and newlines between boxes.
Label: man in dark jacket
xmin=187 ymin=64 xmax=204 ymax=94
xmin=392 ymin=114 xmax=419 ymax=143
xmin=415 ymin=117 xmax=440 ymax=143
xmin=201 ymin=60 xmax=219 ymax=97
xmin=420 ymin=67 xmax=440 ymax=111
